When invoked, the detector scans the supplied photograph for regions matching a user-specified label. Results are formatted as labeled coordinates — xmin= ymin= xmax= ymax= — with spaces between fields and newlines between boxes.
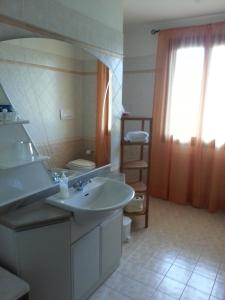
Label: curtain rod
xmin=151 ymin=29 xmax=160 ymax=35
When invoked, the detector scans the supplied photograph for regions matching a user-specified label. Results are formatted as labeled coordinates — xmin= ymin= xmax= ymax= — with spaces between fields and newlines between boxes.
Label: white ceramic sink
xmin=46 ymin=177 xmax=134 ymax=223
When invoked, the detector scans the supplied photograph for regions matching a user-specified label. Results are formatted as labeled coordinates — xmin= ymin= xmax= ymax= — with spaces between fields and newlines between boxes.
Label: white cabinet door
xmin=72 ymin=227 xmax=100 ymax=300
xmin=101 ymin=211 xmax=122 ymax=277
xmin=16 ymin=222 xmax=71 ymax=300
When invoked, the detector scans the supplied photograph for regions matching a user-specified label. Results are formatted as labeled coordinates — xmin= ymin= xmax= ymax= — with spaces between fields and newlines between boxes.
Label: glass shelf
xmin=0 ymin=155 xmax=49 ymax=170
xmin=0 ymin=119 xmax=29 ymax=126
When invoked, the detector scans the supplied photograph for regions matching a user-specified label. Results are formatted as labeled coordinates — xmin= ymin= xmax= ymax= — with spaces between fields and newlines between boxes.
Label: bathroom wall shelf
xmin=0 ymin=155 xmax=49 ymax=170
xmin=128 ymin=181 xmax=147 ymax=193
xmin=120 ymin=115 xmax=153 ymax=228
xmin=122 ymin=160 xmax=148 ymax=170
xmin=121 ymin=115 xmax=152 ymax=121
xmin=121 ymin=141 xmax=150 ymax=146
xmin=0 ymin=120 xmax=29 ymax=126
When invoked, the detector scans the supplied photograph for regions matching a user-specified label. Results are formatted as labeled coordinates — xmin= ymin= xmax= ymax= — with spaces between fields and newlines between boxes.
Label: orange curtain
xmin=150 ymin=22 xmax=225 ymax=212
xmin=95 ymin=60 xmax=110 ymax=166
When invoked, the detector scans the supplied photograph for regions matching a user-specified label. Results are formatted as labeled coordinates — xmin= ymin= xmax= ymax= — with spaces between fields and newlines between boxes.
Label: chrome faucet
xmin=51 ymin=172 xmax=60 ymax=183
xmin=74 ymin=179 xmax=92 ymax=191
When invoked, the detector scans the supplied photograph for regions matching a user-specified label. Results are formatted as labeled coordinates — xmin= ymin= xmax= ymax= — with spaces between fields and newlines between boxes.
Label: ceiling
xmin=123 ymin=0 xmax=225 ymax=24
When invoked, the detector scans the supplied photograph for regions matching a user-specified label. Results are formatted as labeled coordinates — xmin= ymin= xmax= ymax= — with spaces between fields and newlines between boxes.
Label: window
xmin=166 ymin=43 xmax=225 ymax=147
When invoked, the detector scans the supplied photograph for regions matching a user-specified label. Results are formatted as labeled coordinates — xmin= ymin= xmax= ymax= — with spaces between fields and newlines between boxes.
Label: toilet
xmin=66 ymin=159 xmax=96 ymax=173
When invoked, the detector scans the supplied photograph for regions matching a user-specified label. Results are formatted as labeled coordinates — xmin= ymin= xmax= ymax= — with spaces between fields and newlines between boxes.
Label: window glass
xmin=202 ymin=45 xmax=225 ymax=147
xmin=166 ymin=47 xmax=205 ymax=142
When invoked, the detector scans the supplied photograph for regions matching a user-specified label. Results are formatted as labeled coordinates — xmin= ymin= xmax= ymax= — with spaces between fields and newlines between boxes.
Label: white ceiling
xmin=123 ymin=0 xmax=225 ymax=24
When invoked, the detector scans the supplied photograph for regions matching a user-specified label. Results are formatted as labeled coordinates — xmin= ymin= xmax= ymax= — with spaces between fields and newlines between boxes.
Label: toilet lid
xmin=68 ymin=159 xmax=96 ymax=168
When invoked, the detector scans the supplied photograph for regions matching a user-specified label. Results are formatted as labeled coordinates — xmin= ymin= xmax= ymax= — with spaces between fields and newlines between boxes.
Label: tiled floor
xmin=90 ymin=198 xmax=225 ymax=300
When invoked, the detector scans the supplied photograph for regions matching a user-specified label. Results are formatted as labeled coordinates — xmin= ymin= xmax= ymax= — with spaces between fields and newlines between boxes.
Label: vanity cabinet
xmin=101 ymin=211 xmax=122 ymax=277
xmin=72 ymin=227 xmax=100 ymax=300
xmin=0 ymin=208 xmax=123 ymax=300
xmin=71 ymin=210 xmax=122 ymax=300
xmin=0 ymin=221 xmax=71 ymax=300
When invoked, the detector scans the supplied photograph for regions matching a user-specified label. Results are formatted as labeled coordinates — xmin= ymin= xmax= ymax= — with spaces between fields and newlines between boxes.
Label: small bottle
xmin=59 ymin=172 xmax=69 ymax=199
xmin=0 ymin=108 xmax=3 ymax=122
xmin=2 ymin=108 xmax=8 ymax=121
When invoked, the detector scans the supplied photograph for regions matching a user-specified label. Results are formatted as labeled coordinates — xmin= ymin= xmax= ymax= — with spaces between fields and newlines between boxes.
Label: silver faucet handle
xmin=73 ymin=178 xmax=92 ymax=191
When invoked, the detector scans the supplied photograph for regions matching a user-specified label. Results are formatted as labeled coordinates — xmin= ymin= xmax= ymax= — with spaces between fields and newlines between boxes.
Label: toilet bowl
xmin=66 ymin=159 xmax=96 ymax=173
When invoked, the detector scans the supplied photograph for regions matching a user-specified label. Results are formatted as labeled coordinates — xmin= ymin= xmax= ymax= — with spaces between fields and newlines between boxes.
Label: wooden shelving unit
xmin=120 ymin=115 xmax=153 ymax=228
xmin=123 ymin=160 xmax=148 ymax=170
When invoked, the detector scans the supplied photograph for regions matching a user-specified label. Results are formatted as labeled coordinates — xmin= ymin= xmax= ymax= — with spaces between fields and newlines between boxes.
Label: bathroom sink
xmin=46 ymin=177 xmax=134 ymax=223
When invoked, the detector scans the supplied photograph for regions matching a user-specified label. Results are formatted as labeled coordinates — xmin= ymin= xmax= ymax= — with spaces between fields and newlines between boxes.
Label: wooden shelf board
xmin=121 ymin=141 xmax=149 ymax=146
xmin=122 ymin=160 xmax=148 ymax=170
xmin=128 ymin=181 xmax=147 ymax=192
xmin=124 ymin=209 xmax=147 ymax=216
xmin=122 ymin=115 xmax=152 ymax=121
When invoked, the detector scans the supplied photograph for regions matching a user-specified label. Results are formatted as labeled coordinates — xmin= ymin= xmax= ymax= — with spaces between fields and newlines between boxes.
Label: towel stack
xmin=124 ymin=131 xmax=149 ymax=143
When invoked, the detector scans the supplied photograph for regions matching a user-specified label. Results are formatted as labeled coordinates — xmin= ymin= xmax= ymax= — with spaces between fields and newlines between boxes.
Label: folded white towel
xmin=125 ymin=131 xmax=149 ymax=142
xmin=125 ymin=136 xmax=149 ymax=143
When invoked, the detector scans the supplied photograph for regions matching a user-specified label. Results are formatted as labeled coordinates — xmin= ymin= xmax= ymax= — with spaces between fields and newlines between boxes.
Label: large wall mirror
xmin=0 ymin=38 xmax=111 ymax=178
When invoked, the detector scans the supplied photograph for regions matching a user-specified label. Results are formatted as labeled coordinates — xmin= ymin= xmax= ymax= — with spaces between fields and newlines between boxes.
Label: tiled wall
xmin=0 ymin=39 xmax=97 ymax=168
xmin=0 ymin=0 xmax=123 ymax=194
xmin=0 ymin=1 xmax=123 ymax=207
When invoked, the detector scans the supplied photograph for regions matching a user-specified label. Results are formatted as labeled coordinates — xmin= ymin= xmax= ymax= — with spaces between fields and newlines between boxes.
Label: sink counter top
xmin=102 ymin=171 xmax=125 ymax=183
xmin=0 ymin=200 xmax=72 ymax=231
xmin=0 ymin=171 xmax=125 ymax=231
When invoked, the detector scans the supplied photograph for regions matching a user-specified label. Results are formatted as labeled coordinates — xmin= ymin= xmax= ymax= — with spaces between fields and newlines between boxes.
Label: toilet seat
xmin=67 ymin=159 xmax=96 ymax=170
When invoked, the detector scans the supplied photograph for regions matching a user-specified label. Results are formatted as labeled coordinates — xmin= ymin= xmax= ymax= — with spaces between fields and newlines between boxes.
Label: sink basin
xmin=46 ymin=177 xmax=134 ymax=223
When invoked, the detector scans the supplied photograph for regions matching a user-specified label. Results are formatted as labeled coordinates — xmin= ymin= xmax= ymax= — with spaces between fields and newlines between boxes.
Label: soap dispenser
xmin=59 ymin=172 xmax=69 ymax=199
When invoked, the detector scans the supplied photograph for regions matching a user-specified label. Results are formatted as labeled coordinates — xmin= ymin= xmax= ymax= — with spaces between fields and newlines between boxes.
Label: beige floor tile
xmin=194 ymin=264 xmax=218 ymax=280
xmin=188 ymin=273 xmax=215 ymax=294
xmin=144 ymin=257 xmax=172 ymax=275
xmin=196 ymin=261 xmax=219 ymax=271
xmin=104 ymin=271 xmax=126 ymax=290
xmin=152 ymin=250 xmax=178 ymax=263
xmin=174 ymin=256 xmax=197 ymax=271
xmin=180 ymin=286 xmax=210 ymax=300
xmin=158 ymin=277 xmax=185 ymax=299
xmin=178 ymin=251 xmax=200 ymax=261
xmin=117 ymin=260 xmax=142 ymax=277
xmin=166 ymin=265 xmax=192 ymax=284
xmin=150 ymin=290 xmax=176 ymax=300
xmin=91 ymin=198 xmax=225 ymax=299
xmin=133 ymin=268 xmax=164 ymax=289
xmin=217 ymin=270 xmax=225 ymax=284
xmin=89 ymin=285 xmax=131 ymax=300
xmin=127 ymin=252 xmax=151 ymax=266
xmin=219 ymin=264 xmax=225 ymax=272
xmin=120 ymin=276 xmax=155 ymax=300
xmin=198 ymin=256 xmax=222 ymax=268
xmin=211 ymin=281 xmax=225 ymax=299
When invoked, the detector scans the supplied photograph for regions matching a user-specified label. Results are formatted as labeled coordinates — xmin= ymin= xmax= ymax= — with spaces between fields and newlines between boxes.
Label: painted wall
xmin=123 ymin=13 xmax=225 ymax=117
xmin=123 ymin=24 xmax=157 ymax=117
xmin=56 ymin=0 xmax=123 ymax=33
xmin=0 ymin=0 xmax=123 ymax=54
